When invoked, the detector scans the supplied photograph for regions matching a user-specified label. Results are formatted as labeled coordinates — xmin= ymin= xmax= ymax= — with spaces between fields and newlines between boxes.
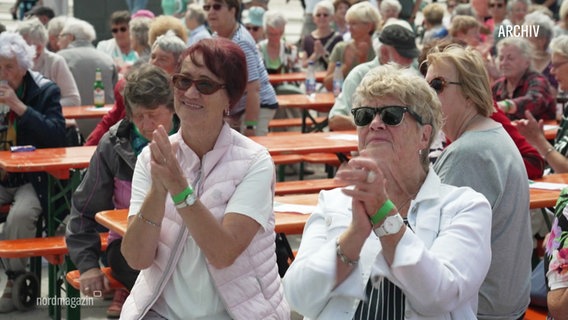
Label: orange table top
xmin=276 ymin=92 xmax=335 ymax=113
xmin=0 ymin=146 xmax=96 ymax=179
xmin=62 ymin=105 xmax=113 ymax=119
xmin=543 ymin=120 xmax=559 ymax=141
xmin=269 ymin=71 xmax=326 ymax=85
xmin=529 ymin=173 xmax=568 ymax=209
xmin=95 ymin=193 xmax=319 ymax=236
xmin=251 ymin=131 xmax=358 ymax=156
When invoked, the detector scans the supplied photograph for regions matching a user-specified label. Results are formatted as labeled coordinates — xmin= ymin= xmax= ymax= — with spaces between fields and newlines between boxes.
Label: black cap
xmin=379 ymin=24 xmax=420 ymax=59
xmin=26 ymin=6 xmax=55 ymax=19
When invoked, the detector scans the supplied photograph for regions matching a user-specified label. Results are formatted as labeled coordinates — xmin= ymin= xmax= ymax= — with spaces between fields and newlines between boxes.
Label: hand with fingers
xmin=79 ymin=268 xmax=111 ymax=297
xmin=149 ymin=125 xmax=188 ymax=196
xmin=514 ymin=110 xmax=546 ymax=147
xmin=335 ymin=150 xmax=390 ymax=234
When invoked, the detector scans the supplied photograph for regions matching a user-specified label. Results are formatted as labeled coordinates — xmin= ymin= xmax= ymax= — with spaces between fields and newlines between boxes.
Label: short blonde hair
xmin=426 ymin=45 xmax=494 ymax=117
xmin=423 ymin=3 xmax=445 ymax=26
xmin=353 ymin=63 xmax=443 ymax=169
xmin=346 ymin=1 xmax=382 ymax=34
xmin=148 ymin=15 xmax=188 ymax=45
xmin=449 ymin=15 xmax=479 ymax=37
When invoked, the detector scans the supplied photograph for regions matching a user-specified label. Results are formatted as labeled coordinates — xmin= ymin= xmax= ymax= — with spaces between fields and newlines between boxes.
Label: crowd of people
xmin=1 ymin=0 xmax=568 ymax=318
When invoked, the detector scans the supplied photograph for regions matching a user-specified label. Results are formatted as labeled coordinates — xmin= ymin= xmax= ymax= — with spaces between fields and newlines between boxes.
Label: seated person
xmin=0 ymin=32 xmax=66 ymax=313
xmin=85 ymin=33 xmax=186 ymax=146
xmin=96 ymin=10 xmax=139 ymax=74
xmin=120 ymin=38 xmax=289 ymax=319
xmin=421 ymin=3 xmax=448 ymax=45
xmin=492 ymin=37 xmax=556 ymax=121
xmin=65 ymin=63 xmax=179 ymax=318
xmin=283 ymin=64 xmax=492 ymax=319
xmin=515 ymin=35 xmax=568 ymax=173
xmin=323 ymin=1 xmax=381 ymax=91
xmin=300 ymin=0 xmax=344 ymax=72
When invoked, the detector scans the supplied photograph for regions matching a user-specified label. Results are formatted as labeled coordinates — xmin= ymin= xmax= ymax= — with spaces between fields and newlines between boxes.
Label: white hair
xmin=0 ymin=32 xmax=35 ymax=70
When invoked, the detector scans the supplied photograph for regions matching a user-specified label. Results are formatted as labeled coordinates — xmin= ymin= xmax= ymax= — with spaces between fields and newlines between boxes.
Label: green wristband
xmin=370 ymin=200 xmax=395 ymax=225
xmin=171 ymin=186 xmax=193 ymax=205
xmin=244 ymin=120 xmax=258 ymax=126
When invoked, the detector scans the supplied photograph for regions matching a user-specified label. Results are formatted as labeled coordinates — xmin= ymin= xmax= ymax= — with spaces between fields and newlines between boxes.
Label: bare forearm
xmin=329 ymin=115 xmax=356 ymax=131
xmin=121 ymin=188 xmax=166 ymax=270
xmin=244 ymin=82 xmax=261 ymax=125
xmin=549 ymin=289 xmax=568 ymax=319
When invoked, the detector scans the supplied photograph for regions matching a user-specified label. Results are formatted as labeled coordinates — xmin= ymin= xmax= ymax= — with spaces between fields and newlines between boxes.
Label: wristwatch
xmin=373 ymin=213 xmax=404 ymax=237
xmin=174 ymin=192 xmax=197 ymax=209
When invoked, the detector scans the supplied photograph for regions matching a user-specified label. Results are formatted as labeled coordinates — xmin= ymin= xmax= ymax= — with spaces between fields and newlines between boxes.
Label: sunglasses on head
xmin=428 ymin=77 xmax=461 ymax=94
xmin=246 ymin=25 xmax=261 ymax=32
xmin=111 ymin=26 xmax=128 ymax=33
xmin=172 ymin=74 xmax=226 ymax=95
xmin=351 ymin=106 xmax=424 ymax=127
xmin=488 ymin=3 xmax=504 ymax=8
xmin=315 ymin=13 xmax=329 ymax=17
xmin=203 ymin=3 xmax=224 ymax=11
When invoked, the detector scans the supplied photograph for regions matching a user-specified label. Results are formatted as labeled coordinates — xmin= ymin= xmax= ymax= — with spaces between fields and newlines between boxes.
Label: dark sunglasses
xmin=203 ymin=3 xmax=224 ymax=11
xmin=111 ymin=26 xmax=128 ymax=33
xmin=488 ymin=3 xmax=504 ymax=8
xmin=428 ymin=77 xmax=461 ymax=93
xmin=246 ymin=25 xmax=261 ymax=32
xmin=351 ymin=106 xmax=424 ymax=127
xmin=172 ymin=74 xmax=226 ymax=95
xmin=315 ymin=13 xmax=329 ymax=17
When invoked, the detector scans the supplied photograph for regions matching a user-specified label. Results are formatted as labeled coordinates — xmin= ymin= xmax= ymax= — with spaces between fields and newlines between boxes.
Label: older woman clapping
xmin=283 ymin=64 xmax=492 ymax=319
xmin=492 ymin=37 xmax=556 ymax=120
xmin=516 ymin=35 xmax=568 ymax=173
xmin=120 ymin=38 xmax=289 ymax=319
xmin=426 ymin=45 xmax=532 ymax=319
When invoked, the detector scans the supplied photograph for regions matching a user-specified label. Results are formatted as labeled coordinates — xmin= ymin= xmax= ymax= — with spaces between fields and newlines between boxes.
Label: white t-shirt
xmin=128 ymin=147 xmax=274 ymax=319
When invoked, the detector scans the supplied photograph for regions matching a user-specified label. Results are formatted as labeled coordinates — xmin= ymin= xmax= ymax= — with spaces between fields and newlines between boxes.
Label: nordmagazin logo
xmin=498 ymin=25 xmax=540 ymax=38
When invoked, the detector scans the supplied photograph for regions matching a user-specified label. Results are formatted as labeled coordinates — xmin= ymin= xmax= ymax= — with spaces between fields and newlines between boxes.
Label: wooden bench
xmin=525 ymin=305 xmax=548 ymax=320
xmin=65 ymin=266 xmax=125 ymax=291
xmin=268 ymin=117 xmax=327 ymax=129
xmin=0 ymin=233 xmax=109 ymax=317
xmin=0 ymin=233 xmax=108 ymax=265
xmin=275 ymin=178 xmax=343 ymax=195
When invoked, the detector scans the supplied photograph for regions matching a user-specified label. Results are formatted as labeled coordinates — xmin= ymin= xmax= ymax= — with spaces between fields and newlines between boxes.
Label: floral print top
xmin=546 ymin=189 xmax=568 ymax=291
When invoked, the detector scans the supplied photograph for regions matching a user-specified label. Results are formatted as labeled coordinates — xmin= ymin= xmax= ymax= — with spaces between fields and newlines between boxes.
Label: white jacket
xmin=283 ymin=170 xmax=492 ymax=319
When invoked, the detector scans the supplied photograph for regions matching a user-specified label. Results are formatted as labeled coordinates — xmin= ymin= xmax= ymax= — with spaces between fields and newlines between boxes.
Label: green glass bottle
xmin=93 ymin=68 xmax=105 ymax=108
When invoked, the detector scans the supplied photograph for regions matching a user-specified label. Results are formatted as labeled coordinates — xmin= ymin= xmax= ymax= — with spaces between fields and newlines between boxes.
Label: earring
xmin=224 ymin=108 xmax=230 ymax=116
xmin=418 ymin=149 xmax=423 ymax=156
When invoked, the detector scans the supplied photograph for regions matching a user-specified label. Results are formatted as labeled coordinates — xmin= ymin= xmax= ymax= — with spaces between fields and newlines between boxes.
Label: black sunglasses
xmin=315 ymin=13 xmax=329 ymax=17
xmin=351 ymin=106 xmax=424 ymax=127
xmin=488 ymin=3 xmax=504 ymax=8
xmin=172 ymin=74 xmax=226 ymax=95
xmin=428 ymin=77 xmax=461 ymax=93
xmin=111 ymin=26 xmax=128 ymax=33
xmin=246 ymin=25 xmax=261 ymax=32
xmin=203 ymin=3 xmax=224 ymax=11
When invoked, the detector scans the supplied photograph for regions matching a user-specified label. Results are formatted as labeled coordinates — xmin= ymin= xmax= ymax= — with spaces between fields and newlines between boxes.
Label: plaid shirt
xmin=492 ymin=70 xmax=556 ymax=121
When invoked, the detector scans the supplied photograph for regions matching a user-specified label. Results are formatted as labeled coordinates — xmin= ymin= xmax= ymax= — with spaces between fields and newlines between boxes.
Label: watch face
xmin=384 ymin=215 xmax=403 ymax=234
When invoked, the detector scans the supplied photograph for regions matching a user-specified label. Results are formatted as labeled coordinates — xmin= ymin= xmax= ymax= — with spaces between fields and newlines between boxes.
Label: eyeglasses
xmin=551 ymin=60 xmax=568 ymax=70
xmin=172 ymin=73 xmax=226 ymax=95
xmin=351 ymin=106 xmax=424 ymax=127
xmin=111 ymin=26 xmax=128 ymax=34
xmin=315 ymin=13 xmax=329 ymax=18
xmin=428 ymin=77 xmax=461 ymax=93
xmin=246 ymin=25 xmax=260 ymax=32
xmin=488 ymin=3 xmax=504 ymax=8
xmin=203 ymin=3 xmax=224 ymax=11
